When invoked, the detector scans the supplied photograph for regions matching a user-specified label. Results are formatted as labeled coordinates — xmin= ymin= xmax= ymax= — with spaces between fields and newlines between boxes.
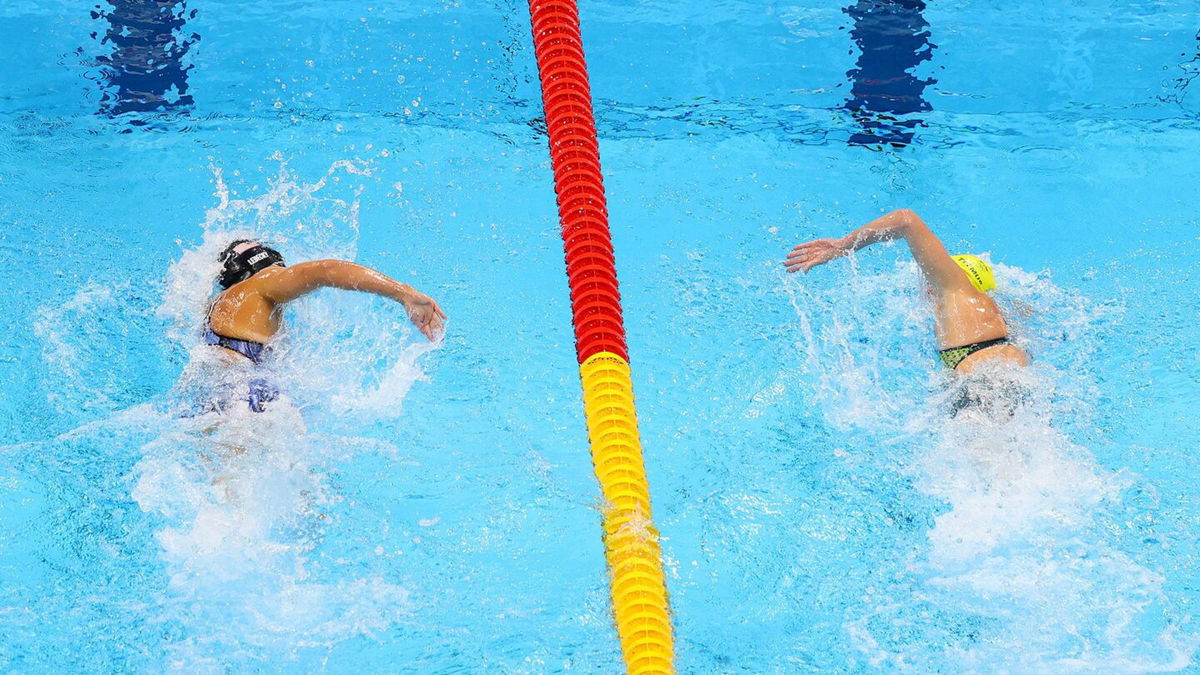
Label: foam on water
xmin=158 ymin=158 xmax=370 ymax=348
xmin=131 ymin=403 xmax=415 ymax=667
xmin=32 ymin=280 xmax=171 ymax=421
xmin=784 ymin=250 xmax=1197 ymax=671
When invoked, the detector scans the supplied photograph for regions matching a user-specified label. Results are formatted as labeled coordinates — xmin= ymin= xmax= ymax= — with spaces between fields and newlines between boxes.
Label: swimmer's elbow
xmin=893 ymin=208 xmax=922 ymax=229
xmin=894 ymin=209 xmax=938 ymax=239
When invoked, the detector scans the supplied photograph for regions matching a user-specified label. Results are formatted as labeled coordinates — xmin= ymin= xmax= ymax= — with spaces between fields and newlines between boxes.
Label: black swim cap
xmin=218 ymin=240 xmax=285 ymax=288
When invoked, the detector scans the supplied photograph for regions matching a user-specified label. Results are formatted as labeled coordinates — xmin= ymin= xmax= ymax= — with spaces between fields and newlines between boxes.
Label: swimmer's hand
xmin=401 ymin=290 xmax=448 ymax=341
xmin=783 ymin=238 xmax=849 ymax=273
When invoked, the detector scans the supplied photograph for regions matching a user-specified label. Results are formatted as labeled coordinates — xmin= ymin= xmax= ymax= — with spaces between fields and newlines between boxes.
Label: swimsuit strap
xmin=938 ymin=336 xmax=1010 ymax=370
xmin=204 ymin=325 xmax=268 ymax=364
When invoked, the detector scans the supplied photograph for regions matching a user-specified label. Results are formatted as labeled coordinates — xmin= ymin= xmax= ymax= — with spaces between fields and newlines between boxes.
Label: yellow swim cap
xmin=952 ymin=254 xmax=996 ymax=292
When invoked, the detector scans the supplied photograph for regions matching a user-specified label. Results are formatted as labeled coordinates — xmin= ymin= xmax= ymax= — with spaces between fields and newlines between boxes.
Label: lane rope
xmin=526 ymin=1 xmax=675 ymax=672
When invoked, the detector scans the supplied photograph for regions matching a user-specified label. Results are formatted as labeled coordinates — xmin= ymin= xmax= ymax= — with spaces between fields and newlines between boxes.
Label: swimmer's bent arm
xmin=784 ymin=209 xmax=972 ymax=294
xmin=255 ymin=261 xmax=447 ymax=340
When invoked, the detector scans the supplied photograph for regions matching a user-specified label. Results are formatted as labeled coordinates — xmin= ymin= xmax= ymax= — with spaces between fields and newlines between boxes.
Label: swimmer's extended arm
xmin=254 ymin=261 xmax=447 ymax=340
xmin=783 ymin=209 xmax=972 ymax=293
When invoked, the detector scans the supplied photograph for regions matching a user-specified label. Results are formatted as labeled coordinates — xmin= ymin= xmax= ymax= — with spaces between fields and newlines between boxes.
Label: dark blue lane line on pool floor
xmin=92 ymin=0 xmax=199 ymax=119
xmin=842 ymin=0 xmax=936 ymax=149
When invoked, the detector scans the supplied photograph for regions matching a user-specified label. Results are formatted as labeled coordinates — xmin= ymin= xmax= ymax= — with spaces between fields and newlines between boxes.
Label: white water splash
xmin=126 ymin=159 xmax=436 ymax=664
xmin=131 ymin=400 xmax=413 ymax=659
xmin=157 ymin=159 xmax=370 ymax=348
xmin=784 ymin=253 xmax=1196 ymax=671
xmin=34 ymin=283 xmax=125 ymax=413
xmin=33 ymin=281 xmax=166 ymax=417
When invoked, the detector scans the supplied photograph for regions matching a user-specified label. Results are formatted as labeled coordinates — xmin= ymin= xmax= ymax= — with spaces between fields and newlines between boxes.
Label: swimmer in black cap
xmin=203 ymin=240 xmax=446 ymax=411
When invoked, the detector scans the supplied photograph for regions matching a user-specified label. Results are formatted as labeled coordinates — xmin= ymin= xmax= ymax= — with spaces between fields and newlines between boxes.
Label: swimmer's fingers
xmin=783 ymin=251 xmax=812 ymax=273
xmin=427 ymin=313 xmax=446 ymax=340
xmin=406 ymin=305 xmax=430 ymax=340
xmin=427 ymin=300 xmax=447 ymax=339
xmin=417 ymin=314 xmax=437 ymax=341
xmin=783 ymin=246 xmax=812 ymax=267
xmin=787 ymin=240 xmax=835 ymax=259
xmin=420 ymin=309 xmax=446 ymax=341
xmin=402 ymin=292 xmax=447 ymax=341
xmin=784 ymin=239 xmax=840 ymax=273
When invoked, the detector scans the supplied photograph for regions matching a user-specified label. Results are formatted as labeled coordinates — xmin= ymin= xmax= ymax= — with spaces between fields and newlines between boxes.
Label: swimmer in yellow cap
xmin=782 ymin=209 xmax=1029 ymax=373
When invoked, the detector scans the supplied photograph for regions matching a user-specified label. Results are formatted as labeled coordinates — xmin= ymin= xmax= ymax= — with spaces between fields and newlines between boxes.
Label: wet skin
xmin=783 ymin=208 xmax=1029 ymax=373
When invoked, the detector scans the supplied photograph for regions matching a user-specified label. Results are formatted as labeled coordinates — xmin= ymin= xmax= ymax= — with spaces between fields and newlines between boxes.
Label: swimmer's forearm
xmin=257 ymin=260 xmax=445 ymax=339
xmin=300 ymin=260 xmax=419 ymax=303
xmin=839 ymin=209 xmax=919 ymax=251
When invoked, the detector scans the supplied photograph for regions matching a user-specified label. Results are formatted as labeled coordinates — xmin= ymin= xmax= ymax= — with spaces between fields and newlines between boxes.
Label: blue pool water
xmin=2 ymin=0 xmax=1199 ymax=671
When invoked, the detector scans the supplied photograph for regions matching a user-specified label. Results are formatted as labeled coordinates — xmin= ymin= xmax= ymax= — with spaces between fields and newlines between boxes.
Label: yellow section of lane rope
xmin=579 ymin=351 xmax=674 ymax=674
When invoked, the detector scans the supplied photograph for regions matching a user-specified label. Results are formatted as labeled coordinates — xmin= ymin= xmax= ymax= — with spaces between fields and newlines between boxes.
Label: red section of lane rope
xmin=529 ymin=0 xmax=629 ymax=364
